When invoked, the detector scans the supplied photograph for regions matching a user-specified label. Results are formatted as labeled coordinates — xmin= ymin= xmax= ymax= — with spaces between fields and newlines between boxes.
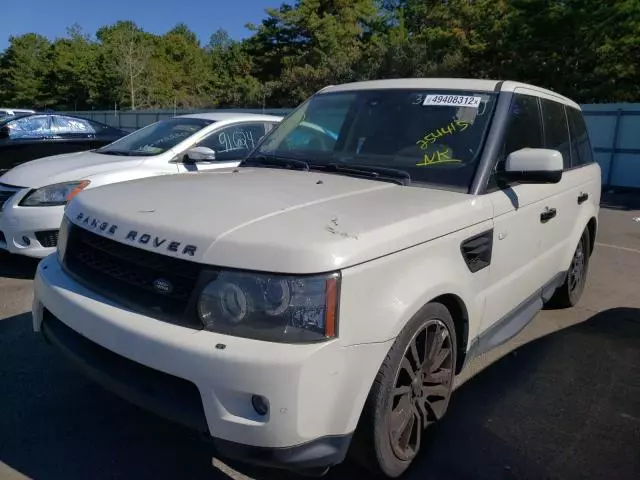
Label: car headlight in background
xmin=197 ymin=270 xmax=339 ymax=343
xmin=20 ymin=180 xmax=90 ymax=207
xmin=57 ymin=215 xmax=71 ymax=263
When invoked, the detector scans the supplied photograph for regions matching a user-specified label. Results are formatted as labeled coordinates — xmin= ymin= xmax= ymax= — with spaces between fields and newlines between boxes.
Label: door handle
xmin=577 ymin=192 xmax=589 ymax=204
xmin=540 ymin=207 xmax=557 ymax=223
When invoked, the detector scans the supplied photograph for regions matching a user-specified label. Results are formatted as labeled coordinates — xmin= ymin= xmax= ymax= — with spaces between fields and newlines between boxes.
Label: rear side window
xmin=566 ymin=107 xmax=594 ymax=167
xmin=540 ymin=98 xmax=571 ymax=169
xmin=50 ymin=115 xmax=96 ymax=135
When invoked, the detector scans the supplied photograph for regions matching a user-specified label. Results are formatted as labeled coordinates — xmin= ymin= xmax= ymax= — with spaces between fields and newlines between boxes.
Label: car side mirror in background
xmin=500 ymin=148 xmax=563 ymax=184
xmin=183 ymin=146 xmax=216 ymax=163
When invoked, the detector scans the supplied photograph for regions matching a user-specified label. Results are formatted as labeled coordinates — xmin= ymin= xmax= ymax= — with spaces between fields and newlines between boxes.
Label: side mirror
xmin=183 ymin=146 xmax=216 ymax=163
xmin=501 ymin=148 xmax=563 ymax=184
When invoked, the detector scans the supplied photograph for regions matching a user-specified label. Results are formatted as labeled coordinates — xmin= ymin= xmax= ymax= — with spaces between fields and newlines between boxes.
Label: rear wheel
xmin=548 ymin=228 xmax=590 ymax=308
xmin=351 ymin=302 xmax=457 ymax=477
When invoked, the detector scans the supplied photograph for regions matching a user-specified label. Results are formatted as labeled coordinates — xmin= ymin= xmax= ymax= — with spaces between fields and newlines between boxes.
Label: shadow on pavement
xmin=1 ymin=308 xmax=639 ymax=480
xmin=0 ymin=251 xmax=39 ymax=280
xmin=0 ymin=312 xmax=227 ymax=480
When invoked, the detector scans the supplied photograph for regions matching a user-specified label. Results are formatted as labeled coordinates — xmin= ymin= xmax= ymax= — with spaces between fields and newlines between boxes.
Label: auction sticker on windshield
xmin=423 ymin=95 xmax=482 ymax=108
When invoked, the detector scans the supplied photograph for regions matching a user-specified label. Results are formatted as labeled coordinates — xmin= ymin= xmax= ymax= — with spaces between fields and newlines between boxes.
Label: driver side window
xmin=488 ymin=93 xmax=544 ymax=190
xmin=198 ymin=123 xmax=267 ymax=161
xmin=500 ymin=94 xmax=544 ymax=165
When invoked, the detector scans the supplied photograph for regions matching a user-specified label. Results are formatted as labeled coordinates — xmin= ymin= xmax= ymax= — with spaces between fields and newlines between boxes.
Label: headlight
xmin=57 ymin=215 xmax=71 ymax=263
xmin=20 ymin=180 xmax=90 ymax=207
xmin=197 ymin=270 xmax=339 ymax=343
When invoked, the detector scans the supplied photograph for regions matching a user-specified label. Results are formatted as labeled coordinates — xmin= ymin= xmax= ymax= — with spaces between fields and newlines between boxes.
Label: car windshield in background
xmin=96 ymin=117 xmax=214 ymax=156
xmin=249 ymin=89 xmax=498 ymax=190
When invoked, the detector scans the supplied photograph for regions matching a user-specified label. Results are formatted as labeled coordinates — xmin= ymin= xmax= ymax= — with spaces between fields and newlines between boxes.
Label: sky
xmin=0 ymin=0 xmax=277 ymax=50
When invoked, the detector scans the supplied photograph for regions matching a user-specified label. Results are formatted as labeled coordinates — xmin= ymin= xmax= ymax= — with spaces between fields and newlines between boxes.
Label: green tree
xmin=208 ymin=30 xmax=262 ymax=107
xmin=246 ymin=0 xmax=379 ymax=106
xmin=47 ymin=25 xmax=100 ymax=110
xmin=1 ymin=2 xmax=639 ymax=108
xmin=489 ymin=0 xmax=640 ymax=103
xmin=96 ymin=21 xmax=153 ymax=109
xmin=145 ymin=24 xmax=212 ymax=108
xmin=0 ymin=33 xmax=51 ymax=108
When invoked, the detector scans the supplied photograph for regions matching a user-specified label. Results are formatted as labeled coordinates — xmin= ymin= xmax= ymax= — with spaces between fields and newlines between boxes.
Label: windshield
xmin=248 ymin=89 xmax=498 ymax=190
xmin=96 ymin=117 xmax=214 ymax=156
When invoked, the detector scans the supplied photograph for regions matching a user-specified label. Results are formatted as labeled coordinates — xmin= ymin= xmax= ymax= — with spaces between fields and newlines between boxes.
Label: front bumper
xmin=0 ymin=192 xmax=64 ymax=258
xmin=33 ymin=255 xmax=392 ymax=471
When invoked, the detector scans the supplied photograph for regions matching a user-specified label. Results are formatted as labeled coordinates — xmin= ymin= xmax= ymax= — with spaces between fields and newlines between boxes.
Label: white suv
xmin=32 ymin=79 xmax=600 ymax=478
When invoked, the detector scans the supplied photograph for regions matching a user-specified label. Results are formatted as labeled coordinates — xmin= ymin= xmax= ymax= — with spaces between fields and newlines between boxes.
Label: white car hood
xmin=0 ymin=150 xmax=147 ymax=188
xmin=66 ymin=168 xmax=493 ymax=273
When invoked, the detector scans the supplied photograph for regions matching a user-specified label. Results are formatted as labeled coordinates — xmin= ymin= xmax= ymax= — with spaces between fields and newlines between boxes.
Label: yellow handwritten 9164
xmin=416 ymin=148 xmax=461 ymax=166
xmin=416 ymin=120 xmax=469 ymax=149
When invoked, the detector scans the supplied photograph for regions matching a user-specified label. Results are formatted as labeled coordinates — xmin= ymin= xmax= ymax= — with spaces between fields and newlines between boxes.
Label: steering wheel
xmin=284 ymin=122 xmax=337 ymax=151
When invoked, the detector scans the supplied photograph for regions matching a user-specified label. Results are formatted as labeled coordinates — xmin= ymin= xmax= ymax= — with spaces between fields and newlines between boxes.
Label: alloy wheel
xmin=568 ymin=237 xmax=586 ymax=293
xmin=388 ymin=319 xmax=454 ymax=461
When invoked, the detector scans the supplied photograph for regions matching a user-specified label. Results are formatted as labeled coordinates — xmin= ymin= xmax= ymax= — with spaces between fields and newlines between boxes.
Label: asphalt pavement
xmin=1 ymin=192 xmax=639 ymax=480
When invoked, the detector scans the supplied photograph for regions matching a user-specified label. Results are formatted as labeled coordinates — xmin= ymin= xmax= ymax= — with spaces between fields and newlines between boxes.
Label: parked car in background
xmin=0 ymin=112 xmax=281 ymax=258
xmin=0 ymin=113 xmax=128 ymax=173
xmin=31 ymin=78 xmax=600 ymax=477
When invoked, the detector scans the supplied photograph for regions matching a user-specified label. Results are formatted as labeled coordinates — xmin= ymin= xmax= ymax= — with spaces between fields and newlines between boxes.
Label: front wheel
xmin=350 ymin=302 xmax=457 ymax=478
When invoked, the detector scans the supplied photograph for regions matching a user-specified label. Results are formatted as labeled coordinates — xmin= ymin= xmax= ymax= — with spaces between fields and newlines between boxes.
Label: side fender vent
xmin=460 ymin=229 xmax=494 ymax=273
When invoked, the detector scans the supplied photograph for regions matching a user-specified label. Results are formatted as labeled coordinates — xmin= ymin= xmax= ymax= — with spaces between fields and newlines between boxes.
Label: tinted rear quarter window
xmin=541 ymin=98 xmax=572 ymax=169
xmin=567 ymin=107 xmax=594 ymax=167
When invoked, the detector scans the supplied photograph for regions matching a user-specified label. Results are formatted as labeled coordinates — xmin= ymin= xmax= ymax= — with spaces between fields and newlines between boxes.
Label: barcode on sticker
xmin=423 ymin=95 xmax=482 ymax=108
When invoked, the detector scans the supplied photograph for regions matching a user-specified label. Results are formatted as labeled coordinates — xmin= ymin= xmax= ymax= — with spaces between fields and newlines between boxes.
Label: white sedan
xmin=0 ymin=112 xmax=282 ymax=258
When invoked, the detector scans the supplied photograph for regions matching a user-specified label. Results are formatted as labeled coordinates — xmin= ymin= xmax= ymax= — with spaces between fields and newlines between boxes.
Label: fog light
xmin=22 ymin=236 xmax=31 ymax=246
xmin=251 ymin=395 xmax=269 ymax=416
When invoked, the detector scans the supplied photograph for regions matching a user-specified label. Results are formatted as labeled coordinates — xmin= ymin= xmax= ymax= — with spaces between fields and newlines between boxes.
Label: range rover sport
xmin=32 ymin=78 xmax=600 ymax=477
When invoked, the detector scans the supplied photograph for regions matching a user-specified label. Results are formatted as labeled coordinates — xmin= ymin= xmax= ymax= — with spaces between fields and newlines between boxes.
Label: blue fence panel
xmin=582 ymin=104 xmax=640 ymax=189
xmin=63 ymin=104 xmax=640 ymax=189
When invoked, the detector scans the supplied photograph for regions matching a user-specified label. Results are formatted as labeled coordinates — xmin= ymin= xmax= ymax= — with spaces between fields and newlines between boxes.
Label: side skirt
xmin=463 ymin=271 xmax=566 ymax=369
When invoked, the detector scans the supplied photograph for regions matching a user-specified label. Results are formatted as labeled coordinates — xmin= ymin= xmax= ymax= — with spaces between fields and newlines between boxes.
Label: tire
xmin=350 ymin=302 xmax=457 ymax=478
xmin=548 ymin=228 xmax=591 ymax=308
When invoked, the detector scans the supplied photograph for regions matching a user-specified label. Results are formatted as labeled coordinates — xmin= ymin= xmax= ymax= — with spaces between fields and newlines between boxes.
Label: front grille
xmin=0 ymin=183 xmax=22 ymax=211
xmin=63 ymin=224 xmax=204 ymax=328
xmin=35 ymin=230 xmax=59 ymax=248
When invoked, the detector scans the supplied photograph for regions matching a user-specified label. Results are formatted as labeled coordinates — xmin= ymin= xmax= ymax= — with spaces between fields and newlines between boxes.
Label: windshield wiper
xmin=243 ymin=154 xmax=310 ymax=171
xmin=313 ymin=163 xmax=411 ymax=186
